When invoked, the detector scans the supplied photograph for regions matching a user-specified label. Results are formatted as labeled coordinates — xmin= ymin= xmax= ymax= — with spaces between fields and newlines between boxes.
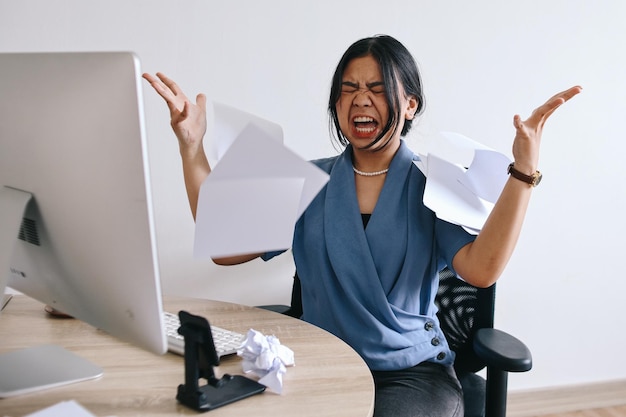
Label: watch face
xmin=533 ymin=172 xmax=543 ymax=187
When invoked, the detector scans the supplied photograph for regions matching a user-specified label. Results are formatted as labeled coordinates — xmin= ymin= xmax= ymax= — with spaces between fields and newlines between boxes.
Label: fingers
xmin=524 ymin=85 xmax=582 ymax=127
xmin=142 ymin=72 xmax=169 ymax=91
xmin=142 ymin=72 xmax=175 ymax=103
xmin=179 ymin=100 xmax=190 ymax=120
xmin=542 ymin=85 xmax=582 ymax=113
xmin=155 ymin=72 xmax=184 ymax=96
xmin=141 ymin=72 xmax=158 ymax=84
xmin=175 ymin=94 xmax=207 ymax=124
xmin=143 ymin=72 xmax=199 ymax=117
xmin=196 ymin=93 xmax=207 ymax=112
xmin=176 ymin=94 xmax=207 ymax=121
xmin=541 ymin=85 xmax=582 ymax=120
xmin=550 ymin=85 xmax=583 ymax=103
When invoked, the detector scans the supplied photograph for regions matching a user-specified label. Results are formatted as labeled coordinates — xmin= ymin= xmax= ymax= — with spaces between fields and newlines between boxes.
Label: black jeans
xmin=371 ymin=362 xmax=464 ymax=417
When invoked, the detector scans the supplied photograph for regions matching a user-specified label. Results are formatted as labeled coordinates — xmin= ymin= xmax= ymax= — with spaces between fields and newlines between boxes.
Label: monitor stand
xmin=0 ymin=187 xmax=103 ymax=398
xmin=0 ymin=345 xmax=103 ymax=398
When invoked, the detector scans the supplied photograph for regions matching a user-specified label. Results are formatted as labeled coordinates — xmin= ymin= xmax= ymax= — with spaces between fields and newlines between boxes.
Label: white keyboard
xmin=163 ymin=311 xmax=245 ymax=357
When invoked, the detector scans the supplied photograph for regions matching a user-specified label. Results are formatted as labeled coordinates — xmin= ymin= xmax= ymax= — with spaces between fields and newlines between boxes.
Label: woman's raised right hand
xmin=142 ymin=72 xmax=207 ymax=155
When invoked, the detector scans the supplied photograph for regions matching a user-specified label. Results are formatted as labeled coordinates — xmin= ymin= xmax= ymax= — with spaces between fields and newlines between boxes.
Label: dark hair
xmin=328 ymin=35 xmax=425 ymax=150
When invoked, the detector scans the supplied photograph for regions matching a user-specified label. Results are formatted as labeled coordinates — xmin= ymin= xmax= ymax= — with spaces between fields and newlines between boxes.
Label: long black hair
xmin=328 ymin=35 xmax=425 ymax=150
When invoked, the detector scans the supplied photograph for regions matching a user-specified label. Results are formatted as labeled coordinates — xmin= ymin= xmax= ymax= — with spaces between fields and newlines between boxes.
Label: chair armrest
xmin=473 ymin=328 xmax=532 ymax=372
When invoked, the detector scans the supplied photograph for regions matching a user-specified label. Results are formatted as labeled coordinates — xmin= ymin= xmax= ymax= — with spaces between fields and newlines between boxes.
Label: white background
xmin=1 ymin=0 xmax=624 ymax=392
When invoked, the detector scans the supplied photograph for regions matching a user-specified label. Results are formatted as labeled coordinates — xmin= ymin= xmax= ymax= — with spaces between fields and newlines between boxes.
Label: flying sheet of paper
xmin=208 ymin=102 xmax=284 ymax=160
xmin=194 ymin=121 xmax=329 ymax=258
xmin=420 ymin=154 xmax=494 ymax=234
xmin=461 ymin=149 xmax=512 ymax=204
xmin=195 ymin=177 xmax=304 ymax=258
xmin=417 ymin=132 xmax=512 ymax=234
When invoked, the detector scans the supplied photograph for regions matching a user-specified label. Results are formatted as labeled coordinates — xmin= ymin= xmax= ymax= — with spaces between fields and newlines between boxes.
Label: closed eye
xmin=341 ymin=81 xmax=385 ymax=94
xmin=341 ymin=81 xmax=359 ymax=94
xmin=366 ymin=82 xmax=385 ymax=94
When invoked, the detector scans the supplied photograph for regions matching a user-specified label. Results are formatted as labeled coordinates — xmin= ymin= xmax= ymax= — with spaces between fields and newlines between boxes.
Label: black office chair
xmin=260 ymin=267 xmax=531 ymax=417
xmin=435 ymin=267 xmax=532 ymax=417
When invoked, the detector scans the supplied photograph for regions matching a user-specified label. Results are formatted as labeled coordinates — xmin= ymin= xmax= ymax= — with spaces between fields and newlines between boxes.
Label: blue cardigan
xmin=264 ymin=140 xmax=476 ymax=371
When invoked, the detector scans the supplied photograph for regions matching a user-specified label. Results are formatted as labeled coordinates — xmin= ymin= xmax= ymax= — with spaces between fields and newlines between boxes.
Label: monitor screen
xmin=0 ymin=52 xmax=168 ymax=395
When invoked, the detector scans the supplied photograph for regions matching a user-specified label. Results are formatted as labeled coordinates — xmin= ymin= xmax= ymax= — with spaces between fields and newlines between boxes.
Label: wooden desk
xmin=0 ymin=295 xmax=374 ymax=416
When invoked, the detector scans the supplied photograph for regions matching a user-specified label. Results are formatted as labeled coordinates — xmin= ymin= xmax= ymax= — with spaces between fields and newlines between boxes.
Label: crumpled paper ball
xmin=237 ymin=329 xmax=295 ymax=394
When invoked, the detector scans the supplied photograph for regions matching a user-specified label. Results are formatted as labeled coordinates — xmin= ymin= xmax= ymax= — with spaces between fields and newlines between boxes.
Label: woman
xmin=144 ymin=35 xmax=580 ymax=417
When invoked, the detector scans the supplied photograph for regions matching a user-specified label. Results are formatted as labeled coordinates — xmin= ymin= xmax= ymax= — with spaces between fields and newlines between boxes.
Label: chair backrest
xmin=285 ymin=272 xmax=303 ymax=318
xmin=435 ymin=267 xmax=496 ymax=374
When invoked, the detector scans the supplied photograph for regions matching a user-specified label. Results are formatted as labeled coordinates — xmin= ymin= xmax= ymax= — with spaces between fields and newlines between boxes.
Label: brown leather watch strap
xmin=507 ymin=163 xmax=542 ymax=187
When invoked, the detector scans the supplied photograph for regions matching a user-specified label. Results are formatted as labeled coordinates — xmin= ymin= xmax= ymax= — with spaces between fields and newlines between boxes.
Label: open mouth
xmin=353 ymin=116 xmax=378 ymax=135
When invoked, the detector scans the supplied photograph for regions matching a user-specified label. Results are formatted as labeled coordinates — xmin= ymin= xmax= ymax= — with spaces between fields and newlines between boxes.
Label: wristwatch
xmin=507 ymin=163 xmax=542 ymax=187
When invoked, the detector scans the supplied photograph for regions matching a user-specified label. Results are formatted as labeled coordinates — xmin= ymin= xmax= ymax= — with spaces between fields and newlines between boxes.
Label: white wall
xmin=2 ymin=0 xmax=624 ymax=392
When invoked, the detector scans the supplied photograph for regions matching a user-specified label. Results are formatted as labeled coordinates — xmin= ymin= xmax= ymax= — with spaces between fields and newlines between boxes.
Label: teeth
xmin=356 ymin=126 xmax=376 ymax=133
xmin=354 ymin=116 xmax=374 ymax=123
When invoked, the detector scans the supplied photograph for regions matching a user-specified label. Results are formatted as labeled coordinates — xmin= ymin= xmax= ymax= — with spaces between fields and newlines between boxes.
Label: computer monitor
xmin=0 ymin=51 xmax=168 ymax=396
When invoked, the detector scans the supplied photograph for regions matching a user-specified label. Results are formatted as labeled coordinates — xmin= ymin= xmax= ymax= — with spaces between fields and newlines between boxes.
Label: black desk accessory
xmin=175 ymin=310 xmax=266 ymax=412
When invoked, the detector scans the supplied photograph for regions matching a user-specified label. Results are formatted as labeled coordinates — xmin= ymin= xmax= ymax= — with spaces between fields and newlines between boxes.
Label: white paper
xmin=421 ymin=155 xmax=494 ymax=233
xmin=417 ymin=132 xmax=512 ymax=234
xmin=25 ymin=400 xmax=97 ymax=417
xmin=439 ymin=131 xmax=492 ymax=161
xmin=194 ymin=177 xmax=304 ymax=258
xmin=460 ymin=149 xmax=511 ymax=204
xmin=238 ymin=329 xmax=295 ymax=394
xmin=209 ymin=123 xmax=329 ymax=218
xmin=209 ymin=102 xmax=284 ymax=160
xmin=194 ymin=114 xmax=329 ymax=258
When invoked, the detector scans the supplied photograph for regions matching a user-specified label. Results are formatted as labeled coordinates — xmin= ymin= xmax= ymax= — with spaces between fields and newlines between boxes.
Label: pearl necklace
xmin=352 ymin=165 xmax=389 ymax=177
